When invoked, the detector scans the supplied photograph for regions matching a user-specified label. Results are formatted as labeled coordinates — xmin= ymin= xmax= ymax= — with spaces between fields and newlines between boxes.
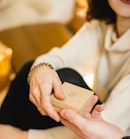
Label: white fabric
xmin=0 ymin=0 xmax=75 ymax=31
xmin=28 ymin=126 xmax=81 ymax=139
xmin=30 ymin=20 xmax=130 ymax=138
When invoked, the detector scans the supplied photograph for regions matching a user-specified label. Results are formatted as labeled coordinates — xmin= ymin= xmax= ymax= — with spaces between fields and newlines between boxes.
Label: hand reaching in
xmin=60 ymin=96 xmax=125 ymax=139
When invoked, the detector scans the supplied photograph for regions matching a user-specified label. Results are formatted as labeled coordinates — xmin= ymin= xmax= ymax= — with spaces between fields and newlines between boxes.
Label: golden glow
xmin=76 ymin=0 xmax=88 ymax=18
xmin=84 ymin=73 xmax=94 ymax=89
xmin=0 ymin=42 xmax=13 ymax=92
xmin=77 ymin=0 xmax=88 ymax=7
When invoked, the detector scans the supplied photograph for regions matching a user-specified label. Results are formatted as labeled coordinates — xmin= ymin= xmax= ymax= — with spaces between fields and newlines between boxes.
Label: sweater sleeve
xmin=101 ymin=75 xmax=130 ymax=132
xmin=31 ymin=21 xmax=103 ymax=75
xmin=28 ymin=126 xmax=81 ymax=139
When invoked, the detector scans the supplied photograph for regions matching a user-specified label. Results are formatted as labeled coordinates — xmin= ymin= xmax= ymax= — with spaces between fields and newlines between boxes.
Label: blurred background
xmin=0 ymin=0 xmax=88 ymax=105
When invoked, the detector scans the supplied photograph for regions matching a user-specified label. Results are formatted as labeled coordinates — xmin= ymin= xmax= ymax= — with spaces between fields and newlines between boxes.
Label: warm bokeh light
xmin=77 ymin=0 xmax=88 ymax=7
xmin=76 ymin=0 xmax=88 ymax=18
xmin=0 ymin=42 xmax=13 ymax=91
xmin=84 ymin=73 xmax=94 ymax=89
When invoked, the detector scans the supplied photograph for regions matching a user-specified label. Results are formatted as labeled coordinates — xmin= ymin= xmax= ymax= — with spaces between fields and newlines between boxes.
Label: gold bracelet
xmin=27 ymin=62 xmax=54 ymax=85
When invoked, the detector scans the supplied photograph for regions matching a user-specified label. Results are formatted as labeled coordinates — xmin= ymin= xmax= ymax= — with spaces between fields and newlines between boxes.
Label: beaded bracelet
xmin=27 ymin=62 xmax=54 ymax=84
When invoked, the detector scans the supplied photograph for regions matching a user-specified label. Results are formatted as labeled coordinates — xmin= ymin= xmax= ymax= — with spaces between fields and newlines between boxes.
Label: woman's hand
xmin=29 ymin=65 xmax=64 ymax=122
xmin=60 ymin=96 xmax=125 ymax=139
xmin=0 ymin=124 xmax=28 ymax=139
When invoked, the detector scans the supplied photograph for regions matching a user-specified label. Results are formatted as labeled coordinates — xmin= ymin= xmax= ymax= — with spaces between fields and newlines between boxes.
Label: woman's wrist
xmin=27 ymin=62 xmax=54 ymax=84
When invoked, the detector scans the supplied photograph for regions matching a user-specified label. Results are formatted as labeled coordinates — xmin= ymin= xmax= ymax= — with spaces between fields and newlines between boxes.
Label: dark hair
xmin=86 ymin=0 xmax=116 ymax=24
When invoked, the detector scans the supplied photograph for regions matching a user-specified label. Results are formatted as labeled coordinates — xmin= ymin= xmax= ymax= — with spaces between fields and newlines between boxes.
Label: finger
xmin=60 ymin=109 xmax=88 ymax=129
xmin=29 ymin=93 xmax=37 ymax=106
xmin=41 ymin=93 xmax=60 ymax=120
xmin=84 ymin=95 xmax=98 ymax=117
xmin=29 ymin=85 xmax=41 ymax=108
xmin=40 ymin=83 xmax=60 ymax=122
xmin=92 ymin=104 xmax=105 ymax=118
xmin=37 ymin=105 xmax=47 ymax=115
xmin=29 ymin=89 xmax=47 ymax=115
xmin=53 ymin=77 xmax=64 ymax=100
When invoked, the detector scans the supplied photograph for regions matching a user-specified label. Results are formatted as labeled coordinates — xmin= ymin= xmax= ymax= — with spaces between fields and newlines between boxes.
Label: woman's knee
xmin=56 ymin=68 xmax=91 ymax=90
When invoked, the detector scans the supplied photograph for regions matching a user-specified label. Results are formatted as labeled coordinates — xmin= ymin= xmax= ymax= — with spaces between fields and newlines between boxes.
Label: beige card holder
xmin=51 ymin=82 xmax=94 ymax=114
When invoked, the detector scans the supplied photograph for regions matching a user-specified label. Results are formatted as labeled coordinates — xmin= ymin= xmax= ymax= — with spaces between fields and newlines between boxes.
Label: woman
xmin=0 ymin=0 xmax=130 ymax=138
xmin=29 ymin=0 xmax=130 ymax=131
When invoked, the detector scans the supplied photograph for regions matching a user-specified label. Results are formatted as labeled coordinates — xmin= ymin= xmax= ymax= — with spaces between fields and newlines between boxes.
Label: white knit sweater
xmin=29 ymin=20 xmax=130 ymax=138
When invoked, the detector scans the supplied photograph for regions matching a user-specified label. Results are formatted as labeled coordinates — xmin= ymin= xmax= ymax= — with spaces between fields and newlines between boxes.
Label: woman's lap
xmin=0 ymin=60 xmax=99 ymax=130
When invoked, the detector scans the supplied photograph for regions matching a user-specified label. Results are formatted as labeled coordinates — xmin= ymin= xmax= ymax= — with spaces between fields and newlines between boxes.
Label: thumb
xmin=60 ymin=109 xmax=88 ymax=127
xmin=60 ymin=109 xmax=74 ymax=120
